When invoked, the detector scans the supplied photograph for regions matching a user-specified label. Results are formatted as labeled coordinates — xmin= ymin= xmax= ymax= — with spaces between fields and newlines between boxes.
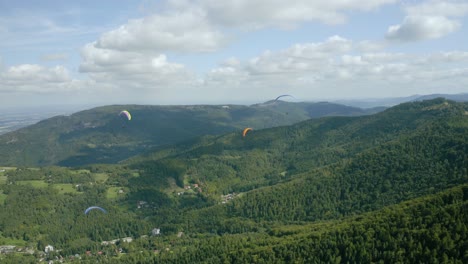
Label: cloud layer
xmin=182 ymin=0 xmax=398 ymax=28
xmin=386 ymin=15 xmax=460 ymax=41
xmin=1 ymin=0 xmax=467 ymax=107
xmin=204 ymin=37 xmax=468 ymax=100
xmin=386 ymin=0 xmax=468 ymax=42
xmin=95 ymin=10 xmax=226 ymax=53
xmin=0 ymin=64 xmax=76 ymax=93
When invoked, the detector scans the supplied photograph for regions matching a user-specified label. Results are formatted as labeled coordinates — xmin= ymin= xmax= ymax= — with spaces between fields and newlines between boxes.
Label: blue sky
xmin=1 ymin=0 xmax=468 ymax=108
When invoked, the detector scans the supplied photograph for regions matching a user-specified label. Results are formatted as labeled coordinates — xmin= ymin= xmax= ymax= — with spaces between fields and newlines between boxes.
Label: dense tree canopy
xmin=0 ymin=99 xmax=467 ymax=262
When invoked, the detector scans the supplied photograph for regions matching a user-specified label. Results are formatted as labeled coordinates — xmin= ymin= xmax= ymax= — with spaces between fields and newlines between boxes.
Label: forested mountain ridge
xmin=126 ymin=98 xmax=467 ymax=232
xmin=333 ymin=92 xmax=468 ymax=108
xmin=120 ymin=185 xmax=468 ymax=263
xmin=0 ymin=98 xmax=466 ymax=263
xmin=0 ymin=102 xmax=379 ymax=167
xmin=129 ymin=98 xmax=467 ymax=193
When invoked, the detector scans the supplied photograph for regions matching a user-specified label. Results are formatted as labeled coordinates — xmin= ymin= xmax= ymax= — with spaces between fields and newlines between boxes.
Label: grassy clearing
xmin=53 ymin=184 xmax=79 ymax=194
xmin=93 ymin=173 xmax=109 ymax=183
xmin=106 ymin=187 xmax=124 ymax=199
xmin=0 ymin=191 xmax=7 ymax=205
xmin=71 ymin=169 xmax=91 ymax=174
xmin=16 ymin=180 xmax=48 ymax=188
xmin=0 ymin=175 xmax=7 ymax=184
xmin=0 ymin=167 xmax=15 ymax=181
xmin=0 ymin=234 xmax=27 ymax=246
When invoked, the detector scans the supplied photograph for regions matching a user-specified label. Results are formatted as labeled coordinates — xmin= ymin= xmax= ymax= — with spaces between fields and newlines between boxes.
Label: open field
xmin=0 ymin=191 xmax=7 ymax=205
xmin=106 ymin=187 xmax=124 ymax=199
xmin=53 ymin=184 xmax=80 ymax=194
xmin=16 ymin=180 xmax=48 ymax=188
xmin=93 ymin=173 xmax=109 ymax=183
xmin=0 ymin=234 xmax=27 ymax=246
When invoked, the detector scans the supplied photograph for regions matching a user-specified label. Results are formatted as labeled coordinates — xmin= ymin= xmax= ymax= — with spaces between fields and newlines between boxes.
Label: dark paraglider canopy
xmin=274 ymin=94 xmax=295 ymax=101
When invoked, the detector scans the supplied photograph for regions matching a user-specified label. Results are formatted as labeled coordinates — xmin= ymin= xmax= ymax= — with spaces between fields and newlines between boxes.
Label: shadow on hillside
xmin=57 ymin=145 xmax=148 ymax=167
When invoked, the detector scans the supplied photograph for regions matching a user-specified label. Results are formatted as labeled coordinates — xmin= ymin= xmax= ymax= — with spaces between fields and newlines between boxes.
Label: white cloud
xmin=204 ymin=36 xmax=356 ymax=99
xmin=426 ymin=51 xmax=468 ymax=62
xmin=205 ymin=36 xmax=372 ymax=85
xmin=286 ymin=35 xmax=353 ymax=58
xmin=79 ymin=42 xmax=198 ymax=95
xmin=386 ymin=0 xmax=468 ymax=42
xmin=81 ymin=42 xmax=190 ymax=76
xmin=355 ymin=40 xmax=386 ymax=52
xmin=71 ymin=0 xmax=398 ymax=102
xmin=3 ymin=34 xmax=467 ymax=105
xmin=0 ymin=64 xmax=78 ymax=93
xmin=192 ymin=0 xmax=398 ymax=28
xmin=405 ymin=0 xmax=468 ymax=17
xmin=4 ymin=1 xmax=466 ymax=106
xmin=240 ymin=36 xmax=352 ymax=76
xmin=84 ymin=0 xmax=399 ymax=59
xmin=71 ymin=3 xmax=225 ymax=102
xmin=95 ymin=10 xmax=226 ymax=53
xmin=385 ymin=15 xmax=460 ymax=41
xmin=203 ymin=36 xmax=468 ymax=100
xmin=65 ymin=0 xmax=413 ymax=103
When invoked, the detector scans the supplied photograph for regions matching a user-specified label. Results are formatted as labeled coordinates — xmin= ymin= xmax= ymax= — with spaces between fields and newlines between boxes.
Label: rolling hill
xmin=126 ymin=98 xmax=467 ymax=221
xmin=0 ymin=101 xmax=380 ymax=167
xmin=334 ymin=92 xmax=468 ymax=108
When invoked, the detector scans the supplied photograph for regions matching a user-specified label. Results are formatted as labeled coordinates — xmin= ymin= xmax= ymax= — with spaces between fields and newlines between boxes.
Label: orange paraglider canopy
xmin=242 ymin=127 xmax=253 ymax=137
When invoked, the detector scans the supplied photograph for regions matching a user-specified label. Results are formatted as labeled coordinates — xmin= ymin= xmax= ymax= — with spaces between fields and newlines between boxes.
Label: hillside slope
xmin=0 ymin=102 xmax=377 ymax=167
xmin=135 ymin=185 xmax=468 ymax=263
xmin=126 ymin=98 xmax=467 ymax=228
xmin=0 ymin=99 xmax=466 ymax=263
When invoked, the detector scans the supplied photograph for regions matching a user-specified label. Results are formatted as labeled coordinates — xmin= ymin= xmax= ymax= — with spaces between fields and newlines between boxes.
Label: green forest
xmin=0 ymin=101 xmax=380 ymax=167
xmin=0 ymin=98 xmax=467 ymax=263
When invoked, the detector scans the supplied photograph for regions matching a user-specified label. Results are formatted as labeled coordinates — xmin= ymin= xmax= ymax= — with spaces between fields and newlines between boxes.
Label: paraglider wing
xmin=84 ymin=206 xmax=107 ymax=215
xmin=242 ymin=127 xmax=253 ymax=137
xmin=274 ymin=94 xmax=294 ymax=101
xmin=119 ymin=110 xmax=132 ymax=121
